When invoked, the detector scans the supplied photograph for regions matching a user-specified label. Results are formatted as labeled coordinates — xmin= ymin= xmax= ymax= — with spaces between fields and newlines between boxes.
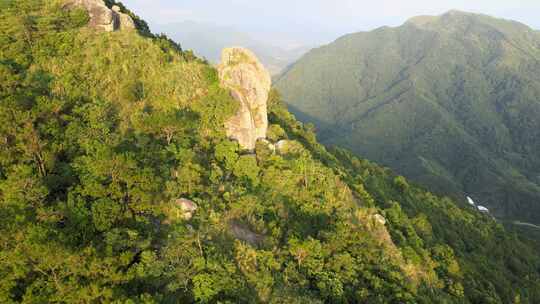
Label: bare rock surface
xmin=373 ymin=214 xmax=387 ymax=225
xmin=230 ymin=222 xmax=265 ymax=246
xmin=275 ymin=140 xmax=290 ymax=153
xmin=112 ymin=5 xmax=135 ymax=30
xmin=65 ymin=0 xmax=135 ymax=32
xmin=218 ymin=47 xmax=272 ymax=150
xmin=176 ymin=198 xmax=198 ymax=220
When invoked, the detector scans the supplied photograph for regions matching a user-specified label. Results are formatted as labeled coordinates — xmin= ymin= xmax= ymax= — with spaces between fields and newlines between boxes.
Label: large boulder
xmin=372 ymin=214 xmax=387 ymax=226
xmin=162 ymin=198 xmax=198 ymax=223
xmin=112 ymin=5 xmax=135 ymax=30
xmin=218 ymin=48 xmax=272 ymax=150
xmin=65 ymin=0 xmax=135 ymax=32
xmin=230 ymin=222 xmax=265 ymax=246
xmin=176 ymin=198 xmax=198 ymax=220
xmin=275 ymin=139 xmax=303 ymax=155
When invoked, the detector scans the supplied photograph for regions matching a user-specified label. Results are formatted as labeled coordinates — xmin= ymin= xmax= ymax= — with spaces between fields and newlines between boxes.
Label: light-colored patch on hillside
xmin=218 ymin=47 xmax=272 ymax=150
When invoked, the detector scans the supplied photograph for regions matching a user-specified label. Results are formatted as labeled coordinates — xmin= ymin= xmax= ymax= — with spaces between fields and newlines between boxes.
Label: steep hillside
xmin=1 ymin=2 xmax=540 ymax=303
xmin=275 ymin=10 xmax=540 ymax=225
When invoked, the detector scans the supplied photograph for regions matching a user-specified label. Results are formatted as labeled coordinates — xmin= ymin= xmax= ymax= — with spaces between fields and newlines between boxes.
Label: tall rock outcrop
xmin=111 ymin=5 xmax=135 ymax=31
xmin=218 ymin=48 xmax=272 ymax=150
xmin=65 ymin=0 xmax=135 ymax=32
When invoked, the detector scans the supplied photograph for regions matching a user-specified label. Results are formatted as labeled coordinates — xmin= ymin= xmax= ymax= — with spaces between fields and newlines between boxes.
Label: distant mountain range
xmin=276 ymin=10 xmax=540 ymax=225
xmin=154 ymin=21 xmax=314 ymax=75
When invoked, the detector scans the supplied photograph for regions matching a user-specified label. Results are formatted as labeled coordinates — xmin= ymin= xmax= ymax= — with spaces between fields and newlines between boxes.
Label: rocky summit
xmin=65 ymin=0 xmax=135 ymax=32
xmin=218 ymin=47 xmax=272 ymax=150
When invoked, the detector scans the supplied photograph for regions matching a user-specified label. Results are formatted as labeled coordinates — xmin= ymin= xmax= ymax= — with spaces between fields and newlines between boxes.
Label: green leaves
xmin=192 ymin=273 xmax=220 ymax=302
xmin=2 ymin=1 xmax=540 ymax=303
xmin=0 ymin=164 xmax=48 ymax=208
xmin=233 ymin=155 xmax=260 ymax=187
xmin=91 ymin=198 xmax=122 ymax=231
xmin=214 ymin=140 xmax=239 ymax=171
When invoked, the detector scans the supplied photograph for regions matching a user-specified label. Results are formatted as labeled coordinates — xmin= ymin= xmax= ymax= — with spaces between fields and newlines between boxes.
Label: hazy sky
xmin=122 ymin=0 xmax=540 ymax=44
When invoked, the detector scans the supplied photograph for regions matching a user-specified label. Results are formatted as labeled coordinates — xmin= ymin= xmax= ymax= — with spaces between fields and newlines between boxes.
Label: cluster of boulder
xmin=64 ymin=0 xmax=135 ymax=32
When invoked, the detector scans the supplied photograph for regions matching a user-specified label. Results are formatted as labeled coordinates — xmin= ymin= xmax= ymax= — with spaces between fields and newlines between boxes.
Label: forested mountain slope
xmin=1 ymin=2 xmax=540 ymax=303
xmin=275 ymin=10 xmax=540 ymax=225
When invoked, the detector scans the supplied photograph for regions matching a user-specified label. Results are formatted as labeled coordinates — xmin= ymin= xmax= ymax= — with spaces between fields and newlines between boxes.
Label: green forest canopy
xmin=275 ymin=10 xmax=540 ymax=227
xmin=1 ymin=1 xmax=540 ymax=303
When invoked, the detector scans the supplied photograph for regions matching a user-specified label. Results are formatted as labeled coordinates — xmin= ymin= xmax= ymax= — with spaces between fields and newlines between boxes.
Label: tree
xmin=233 ymin=155 xmax=260 ymax=186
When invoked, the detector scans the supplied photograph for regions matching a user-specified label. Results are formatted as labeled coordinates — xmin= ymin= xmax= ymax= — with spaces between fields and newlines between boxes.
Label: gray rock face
xmin=65 ymin=0 xmax=135 ymax=32
xmin=112 ymin=5 xmax=135 ymax=30
xmin=218 ymin=47 xmax=272 ymax=150
xmin=230 ymin=223 xmax=265 ymax=246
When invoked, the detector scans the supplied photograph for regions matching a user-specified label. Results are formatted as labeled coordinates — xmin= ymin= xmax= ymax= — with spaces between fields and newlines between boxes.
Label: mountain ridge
xmin=275 ymin=10 xmax=540 ymax=225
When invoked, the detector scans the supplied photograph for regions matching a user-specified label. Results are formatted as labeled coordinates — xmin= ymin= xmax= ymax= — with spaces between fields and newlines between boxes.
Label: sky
xmin=122 ymin=0 xmax=540 ymax=45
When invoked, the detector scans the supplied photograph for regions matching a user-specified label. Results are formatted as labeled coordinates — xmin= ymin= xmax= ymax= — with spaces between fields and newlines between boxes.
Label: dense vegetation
xmin=1 ymin=1 xmax=540 ymax=302
xmin=275 ymin=10 xmax=540 ymax=226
